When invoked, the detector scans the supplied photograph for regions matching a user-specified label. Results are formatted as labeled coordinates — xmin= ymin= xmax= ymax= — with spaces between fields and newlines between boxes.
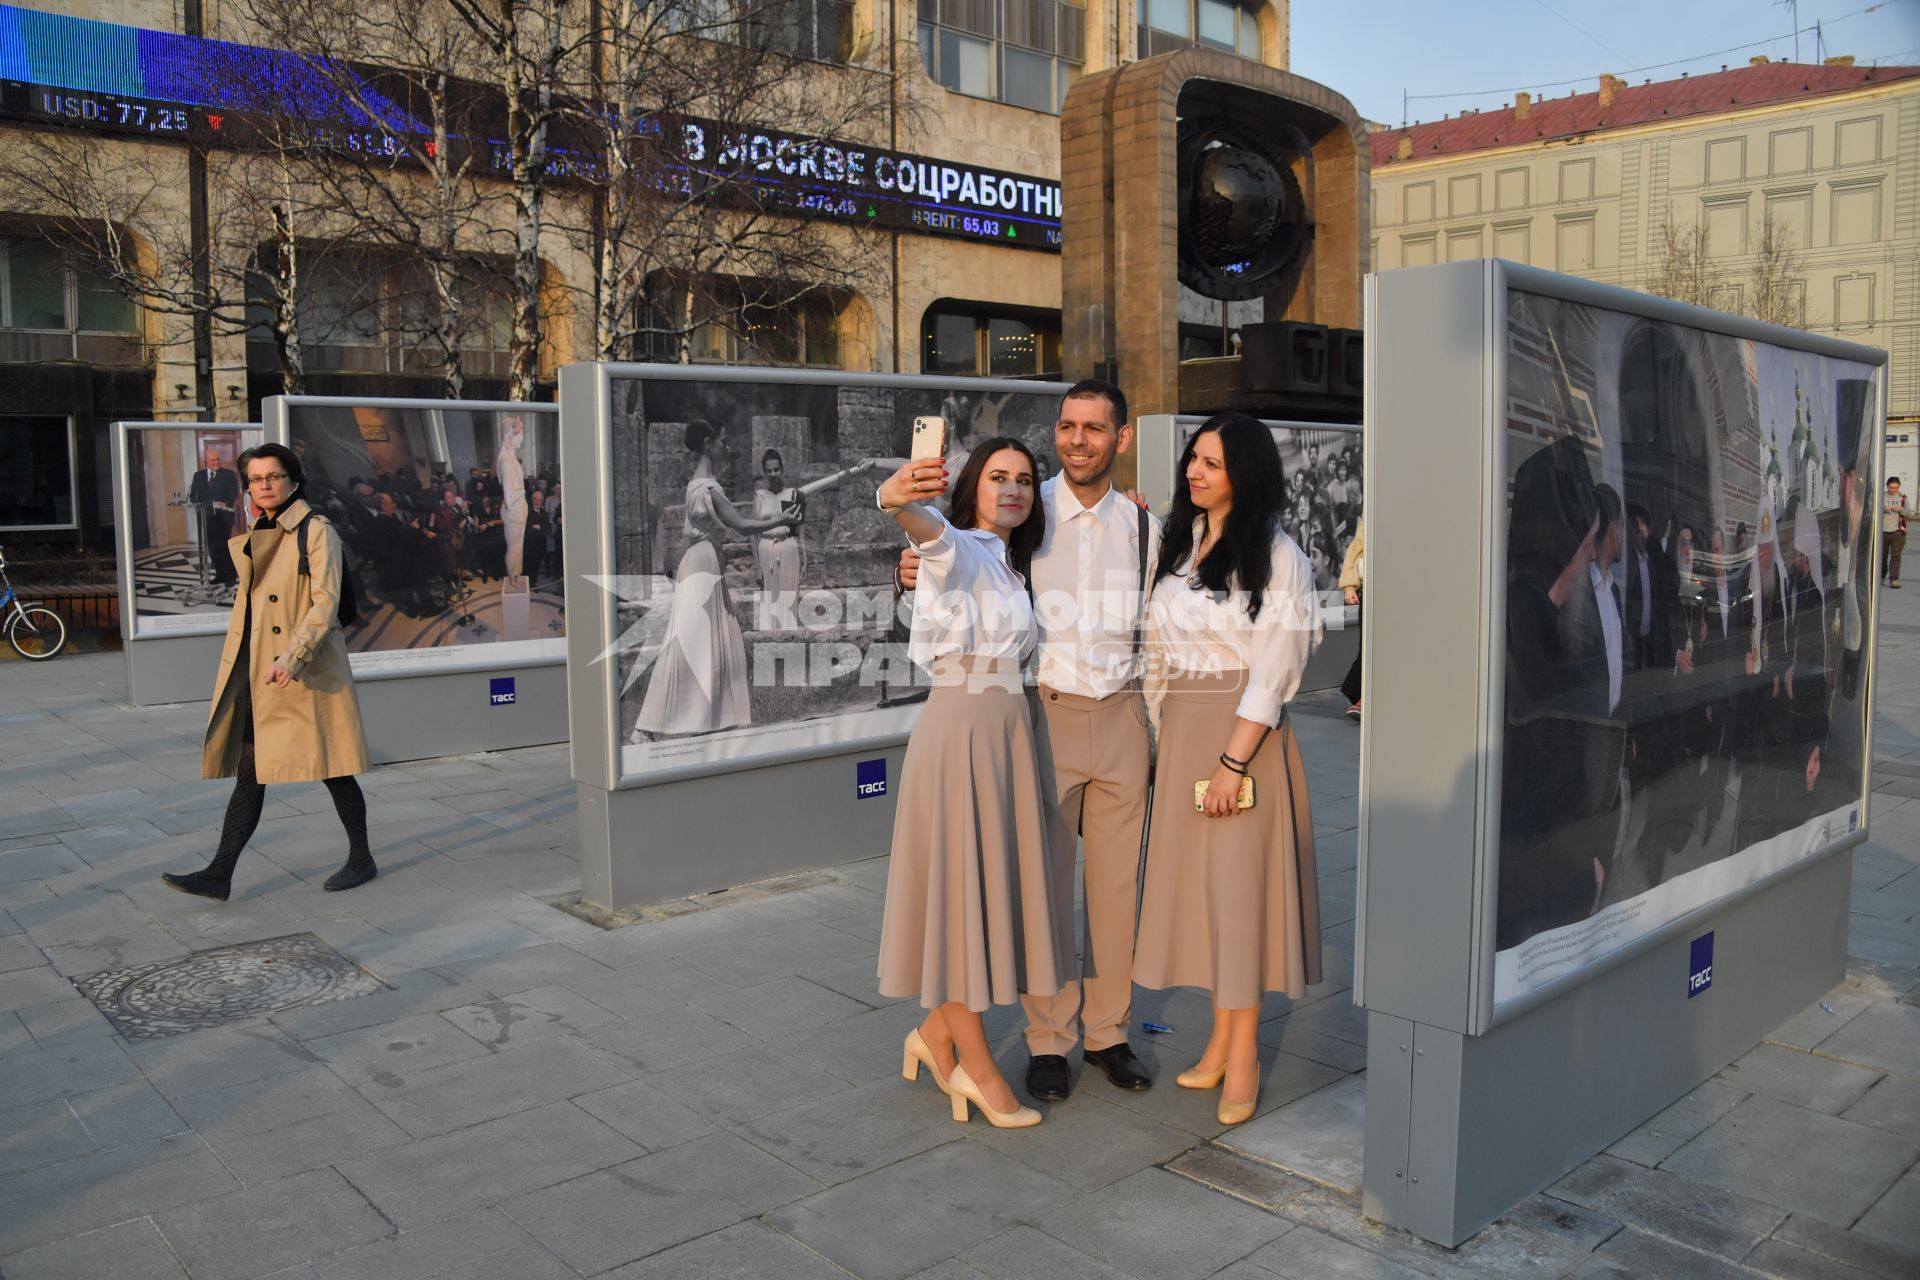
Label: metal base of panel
xmin=578 ymin=744 xmax=909 ymax=909
xmin=1363 ymin=849 xmax=1849 ymax=1247
xmin=1305 ymin=624 xmax=1358 ymax=694
xmin=125 ymin=634 xmax=226 ymax=706
xmin=356 ymin=664 xmax=568 ymax=765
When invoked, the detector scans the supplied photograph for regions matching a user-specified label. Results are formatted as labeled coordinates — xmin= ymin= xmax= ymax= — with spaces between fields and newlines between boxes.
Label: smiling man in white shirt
xmin=903 ymin=377 xmax=1162 ymax=1101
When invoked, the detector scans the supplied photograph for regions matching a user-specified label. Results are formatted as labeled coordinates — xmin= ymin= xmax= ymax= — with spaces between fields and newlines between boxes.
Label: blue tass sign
xmin=489 ymin=677 xmax=516 ymax=707
xmin=1688 ymin=932 xmax=1714 ymax=998
xmin=856 ymin=758 xmax=887 ymax=798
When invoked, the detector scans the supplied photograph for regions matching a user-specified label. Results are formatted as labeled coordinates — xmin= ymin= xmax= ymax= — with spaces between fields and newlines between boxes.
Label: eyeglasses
xmin=246 ymin=473 xmax=291 ymax=486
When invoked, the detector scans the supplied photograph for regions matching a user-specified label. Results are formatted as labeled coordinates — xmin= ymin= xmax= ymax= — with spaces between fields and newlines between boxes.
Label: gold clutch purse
xmin=1193 ymin=775 xmax=1256 ymax=812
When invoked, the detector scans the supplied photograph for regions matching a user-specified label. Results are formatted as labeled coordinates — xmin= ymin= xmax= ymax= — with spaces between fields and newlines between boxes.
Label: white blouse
xmin=907 ymin=505 xmax=1038 ymax=668
xmin=1146 ymin=520 xmax=1323 ymax=725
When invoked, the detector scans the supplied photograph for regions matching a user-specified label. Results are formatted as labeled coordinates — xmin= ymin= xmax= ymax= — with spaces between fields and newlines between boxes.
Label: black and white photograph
xmin=1172 ymin=419 xmax=1363 ymax=608
xmin=608 ymin=373 xmax=1067 ymax=778
xmin=124 ymin=425 xmax=264 ymax=636
xmin=1496 ymin=291 xmax=1879 ymax=1002
xmin=282 ymin=402 xmax=566 ymax=673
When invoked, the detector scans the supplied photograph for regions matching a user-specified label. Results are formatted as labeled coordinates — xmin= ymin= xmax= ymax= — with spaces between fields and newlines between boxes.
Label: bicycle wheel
xmin=7 ymin=605 xmax=67 ymax=660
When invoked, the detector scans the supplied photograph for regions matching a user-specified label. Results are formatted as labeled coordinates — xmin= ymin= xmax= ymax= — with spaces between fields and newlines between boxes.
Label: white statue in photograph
xmin=498 ymin=417 xmax=528 ymax=579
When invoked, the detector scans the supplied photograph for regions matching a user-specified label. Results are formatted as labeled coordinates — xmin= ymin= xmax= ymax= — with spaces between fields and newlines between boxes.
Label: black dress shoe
xmin=161 ymin=870 xmax=231 ymax=902
xmin=1026 ymin=1054 xmax=1071 ymax=1102
xmin=1083 ymin=1043 xmax=1153 ymax=1090
xmin=323 ymin=859 xmax=377 ymax=892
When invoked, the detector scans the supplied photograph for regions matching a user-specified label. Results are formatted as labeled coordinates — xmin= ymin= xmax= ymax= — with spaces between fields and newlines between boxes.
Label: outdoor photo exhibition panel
xmin=1135 ymin=413 xmax=1362 ymax=687
xmin=112 ymin=422 xmax=263 ymax=705
xmin=561 ymin=364 xmax=1071 ymax=906
xmin=1355 ymin=259 xmax=1885 ymax=1247
xmin=263 ymin=397 xmax=567 ymax=760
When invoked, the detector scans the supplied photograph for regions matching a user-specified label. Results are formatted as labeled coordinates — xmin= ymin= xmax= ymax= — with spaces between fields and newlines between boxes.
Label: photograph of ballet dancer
xmin=122 ymin=424 xmax=264 ymax=637
xmin=1172 ymin=419 xmax=1363 ymax=606
xmin=606 ymin=372 xmax=1066 ymax=779
xmin=1495 ymin=290 xmax=1880 ymax=1003
xmin=279 ymin=401 xmax=564 ymax=674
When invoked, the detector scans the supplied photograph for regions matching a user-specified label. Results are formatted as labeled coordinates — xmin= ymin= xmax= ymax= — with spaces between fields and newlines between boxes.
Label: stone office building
xmin=1367 ymin=59 xmax=1920 ymax=435
xmin=0 ymin=0 xmax=1291 ymax=553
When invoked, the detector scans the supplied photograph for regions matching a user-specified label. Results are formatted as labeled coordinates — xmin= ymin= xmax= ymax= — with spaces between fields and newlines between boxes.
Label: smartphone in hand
xmin=909 ymin=415 xmax=947 ymax=462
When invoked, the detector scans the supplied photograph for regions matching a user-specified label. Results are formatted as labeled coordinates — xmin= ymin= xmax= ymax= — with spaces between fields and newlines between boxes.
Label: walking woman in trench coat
xmin=162 ymin=444 xmax=377 ymax=900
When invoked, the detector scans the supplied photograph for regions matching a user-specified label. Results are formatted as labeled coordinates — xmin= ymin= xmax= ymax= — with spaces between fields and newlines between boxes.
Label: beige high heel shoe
xmin=1217 ymin=1095 xmax=1256 ymax=1126
xmin=948 ymin=1064 xmax=1042 ymax=1128
xmin=1176 ymin=1064 xmax=1226 ymax=1090
xmin=901 ymin=1028 xmax=952 ymax=1095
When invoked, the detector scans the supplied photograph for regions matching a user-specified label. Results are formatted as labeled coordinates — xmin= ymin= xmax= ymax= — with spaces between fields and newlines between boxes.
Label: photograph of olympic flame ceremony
xmin=126 ymin=426 xmax=265 ymax=635
xmin=1496 ymin=290 xmax=1881 ymax=1004
xmin=284 ymin=403 xmax=565 ymax=673
xmin=607 ymin=376 xmax=1071 ymax=776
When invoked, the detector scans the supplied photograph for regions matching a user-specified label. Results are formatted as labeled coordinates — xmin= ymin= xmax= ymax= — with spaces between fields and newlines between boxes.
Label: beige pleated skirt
xmin=877 ymin=657 xmax=1074 ymax=1012
xmin=1135 ymin=672 xmax=1322 ymax=1008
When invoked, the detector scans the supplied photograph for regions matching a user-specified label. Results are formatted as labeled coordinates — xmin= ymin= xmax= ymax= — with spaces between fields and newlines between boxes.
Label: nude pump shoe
xmin=948 ymin=1064 xmax=1042 ymax=1128
xmin=902 ymin=1028 xmax=952 ymax=1095
xmin=1176 ymin=1064 xmax=1225 ymax=1090
xmin=1217 ymin=1096 xmax=1256 ymax=1126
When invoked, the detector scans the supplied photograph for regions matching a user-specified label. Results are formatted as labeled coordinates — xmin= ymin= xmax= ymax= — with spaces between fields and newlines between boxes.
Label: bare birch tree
xmin=570 ymin=0 xmax=895 ymax=362
xmin=232 ymin=0 xmax=513 ymax=398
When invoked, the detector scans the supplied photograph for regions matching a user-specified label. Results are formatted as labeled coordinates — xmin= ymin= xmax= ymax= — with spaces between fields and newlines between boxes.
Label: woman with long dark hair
xmin=1135 ymin=414 xmax=1323 ymax=1126
xmin=876 ymin=435 xmax=1071 ymax=1130
xmin=163 ymin=443 xmax=376 ymax=899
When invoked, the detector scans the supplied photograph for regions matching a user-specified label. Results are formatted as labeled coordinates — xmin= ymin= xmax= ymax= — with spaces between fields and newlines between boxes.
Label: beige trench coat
xmin=201 ymin=498 xmax=370 ymax=784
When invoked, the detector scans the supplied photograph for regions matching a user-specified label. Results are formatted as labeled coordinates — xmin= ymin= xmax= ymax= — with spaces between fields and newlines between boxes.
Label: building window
xmin=0 ymin=237 xmax=141 ymax=365
xmin=919 ymin=0 xmax=1086 ymax=114
xmin=1140 ymin=0 xmax=1262 ymax=59
xmin=0 ymin=416 xmax=77 ymax=530
xmin=922 ymin=300 xmax=1061 ymax=377
xmin=649 ymin=276 xmax=846 ymax=368
xmin=672 ymin=0 xmax=852 ymax=62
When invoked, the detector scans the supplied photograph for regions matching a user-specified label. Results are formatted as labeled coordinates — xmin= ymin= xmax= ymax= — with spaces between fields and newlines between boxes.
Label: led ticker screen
xmin=0 ymin=3 xmax=1062 ymax=253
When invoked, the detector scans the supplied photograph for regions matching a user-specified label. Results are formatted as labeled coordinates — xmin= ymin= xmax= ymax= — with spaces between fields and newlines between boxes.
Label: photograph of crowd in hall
xmin=123 ymin=425 xmax=264 ymax=636
xmin=280 ymin=403 xmax=565 ymax=673
xmin=1171 ymin=419 xmax=1363 ymax=611
xmin=607 ymin=373 xmax=1066 ymax=779
xmin=1496 ymin=291 xmax=1880 ymax=1003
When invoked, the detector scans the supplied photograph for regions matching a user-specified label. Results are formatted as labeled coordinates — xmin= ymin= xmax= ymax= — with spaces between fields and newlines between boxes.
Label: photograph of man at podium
xmin=1493 ymin=292 xmax=1881 ymax=1003
xmin=125 ymin=426 xmax=265 ymax=634
xmin=188 ymin=449 xmax=240 ymax=588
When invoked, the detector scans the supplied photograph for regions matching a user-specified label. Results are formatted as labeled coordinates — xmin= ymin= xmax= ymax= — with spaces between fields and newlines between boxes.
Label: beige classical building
xmin=1368 ymin=60 xmax=1920 ymax=429
xmin=0 ymin=0 xmax=1294 ymax=551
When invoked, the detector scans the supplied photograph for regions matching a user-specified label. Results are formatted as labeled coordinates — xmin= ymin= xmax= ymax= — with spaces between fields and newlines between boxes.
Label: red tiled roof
xmin=1370 ymin=62 xmax=1920 ymax=167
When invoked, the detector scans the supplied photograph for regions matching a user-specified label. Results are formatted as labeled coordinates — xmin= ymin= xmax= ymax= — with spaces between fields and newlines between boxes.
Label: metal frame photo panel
xmin=1476 ymin=261 xmax=1887 ymax=1027
xmin=262 ymin=396 xmax=565 ymax=680
xmin=566 ymin=363 xmax=1073 ymax=791
xmin=112 ymin=421 xmax=264 ymax=640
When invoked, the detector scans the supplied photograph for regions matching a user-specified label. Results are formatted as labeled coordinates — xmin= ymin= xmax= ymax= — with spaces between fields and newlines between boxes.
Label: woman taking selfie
xmin=1136 ymin=413 xmax=1323 ymax=1126
xmin=875 ymin=436 xmax=1071 ymax=1130
xmin=163 ymin=444 xmax=375 ymax=900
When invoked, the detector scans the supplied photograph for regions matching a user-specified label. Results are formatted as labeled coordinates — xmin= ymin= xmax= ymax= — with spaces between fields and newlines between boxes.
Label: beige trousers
xmin=1022 ymin=684 xmax=1151 ymax=1055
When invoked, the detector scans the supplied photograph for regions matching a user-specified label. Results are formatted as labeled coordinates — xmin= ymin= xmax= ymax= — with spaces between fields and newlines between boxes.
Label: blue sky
xmin=1288 ymin=0 xmax=1920 ymax=127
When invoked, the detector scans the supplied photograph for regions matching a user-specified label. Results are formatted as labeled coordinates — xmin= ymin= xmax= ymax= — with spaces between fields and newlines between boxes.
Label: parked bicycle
xmin=0 ymin=546 xmax=68 ymax=660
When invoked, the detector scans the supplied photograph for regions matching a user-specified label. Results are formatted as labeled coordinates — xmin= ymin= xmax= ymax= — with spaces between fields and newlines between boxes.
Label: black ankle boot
xmin=323 ymin=857 xmax=377 ymax=892
xmin=161 ymin=869 xmax=232 ymax=901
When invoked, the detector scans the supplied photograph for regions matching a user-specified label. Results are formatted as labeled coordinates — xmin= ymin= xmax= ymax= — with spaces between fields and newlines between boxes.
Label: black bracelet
xmin=1219 ymin=753 xmax=1248 ymax=775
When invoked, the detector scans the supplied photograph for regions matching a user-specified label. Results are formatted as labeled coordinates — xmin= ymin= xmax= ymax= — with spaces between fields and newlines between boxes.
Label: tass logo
xmin=1688 ymin=932 xmax=1714 ymax=998
xmin=856 ymin=758 xmax=887 ymax=798
xmin=489 ymin=677 xmax=516 ymax=707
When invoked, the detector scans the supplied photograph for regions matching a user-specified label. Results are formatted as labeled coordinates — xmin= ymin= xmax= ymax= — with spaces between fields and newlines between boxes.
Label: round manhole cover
xmin=73 ymin=933 xmax=386 ymax=1039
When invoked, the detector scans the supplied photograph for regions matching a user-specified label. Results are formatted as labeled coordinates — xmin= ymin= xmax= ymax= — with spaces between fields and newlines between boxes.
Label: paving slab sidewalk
xmin=0 ymin=597 xmax=1917 ymax=1278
